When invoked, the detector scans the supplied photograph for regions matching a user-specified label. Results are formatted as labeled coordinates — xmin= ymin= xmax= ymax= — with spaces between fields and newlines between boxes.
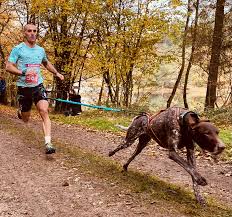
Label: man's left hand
xmin=56 ymin=73 xmax=64 ymax=80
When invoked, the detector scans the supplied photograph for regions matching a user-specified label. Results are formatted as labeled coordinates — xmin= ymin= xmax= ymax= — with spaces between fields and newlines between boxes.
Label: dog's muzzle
xmin=213 ymin=142 xmax=225 ymax=155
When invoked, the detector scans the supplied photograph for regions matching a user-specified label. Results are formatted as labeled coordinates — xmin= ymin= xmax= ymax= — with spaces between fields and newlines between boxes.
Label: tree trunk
xmin=75 ymin=36 xmax=92 ymax=95
xmin=205 ymin=0 xmax=225 ymax=110
xmin=0 ymin=44 xmax=5 ymax=69
xmin=123 ymin=62 xmax=134 ymax=107
xmin=167 ymin=0 xmax=191 ymax=108
xmin=183 ymin=0 xmax=199 ymax=109
xmin=103 ymin=69 xmax=115 ymax=104
xmin=53 ymin=14 xmax=72 ymax=112
xmin=97 ymin=77 xmax=105 ymax=105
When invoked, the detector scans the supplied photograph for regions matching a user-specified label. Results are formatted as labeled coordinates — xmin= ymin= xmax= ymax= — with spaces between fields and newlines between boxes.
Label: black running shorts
xmin=17 ymin=83 xmax=47 ymax=112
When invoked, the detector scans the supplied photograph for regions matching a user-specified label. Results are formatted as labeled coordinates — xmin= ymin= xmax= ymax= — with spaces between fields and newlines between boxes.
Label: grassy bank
xmin=49 ymin=108 xmax=232 ymax=161
xmin=0 ymin=104 xmax=231 ymax=160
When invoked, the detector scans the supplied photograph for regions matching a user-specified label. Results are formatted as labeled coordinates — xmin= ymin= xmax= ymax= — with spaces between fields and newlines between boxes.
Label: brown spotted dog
xmin=108 ymin=107 xmax=225 ymax=205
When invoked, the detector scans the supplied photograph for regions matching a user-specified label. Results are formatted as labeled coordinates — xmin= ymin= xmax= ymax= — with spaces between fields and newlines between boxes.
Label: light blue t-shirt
xmin=8 ymin=42 xmax=48 ymax=87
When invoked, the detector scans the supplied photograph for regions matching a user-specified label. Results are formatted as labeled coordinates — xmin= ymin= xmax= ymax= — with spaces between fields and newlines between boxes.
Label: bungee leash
xmin=47 ymin=97 xmax=144 ymax=115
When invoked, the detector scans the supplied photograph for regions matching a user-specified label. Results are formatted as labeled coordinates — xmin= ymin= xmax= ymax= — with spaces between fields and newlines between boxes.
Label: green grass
xmin=220 ymin=129 xmax=232 ymax=160
xmin=50 ymin=110 xmax=132 ymax=133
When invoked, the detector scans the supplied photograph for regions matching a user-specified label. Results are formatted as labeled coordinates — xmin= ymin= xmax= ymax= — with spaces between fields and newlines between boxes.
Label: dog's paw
xmin=196 ymin=175 xmax=207 ymax=186
xmin=196 ymin=195 xmax=207 ymax=206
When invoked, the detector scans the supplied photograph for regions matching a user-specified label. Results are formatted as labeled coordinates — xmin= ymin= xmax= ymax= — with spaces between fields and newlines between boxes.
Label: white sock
xmin=45 ymin=136 xmax=51 ymax=144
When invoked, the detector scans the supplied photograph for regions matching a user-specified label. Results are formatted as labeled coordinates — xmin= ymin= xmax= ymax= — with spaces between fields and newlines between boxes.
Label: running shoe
xmin=45 ymin=142 xmax=56 ymax=154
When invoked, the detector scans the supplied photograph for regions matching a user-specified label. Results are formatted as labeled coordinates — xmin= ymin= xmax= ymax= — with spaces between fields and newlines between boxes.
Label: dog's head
xmin=185 ymin=112 xmax=225 ymax=155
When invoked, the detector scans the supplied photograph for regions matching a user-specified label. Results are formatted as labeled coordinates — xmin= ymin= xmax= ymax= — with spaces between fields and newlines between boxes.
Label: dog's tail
xmin=115 ymin=124 xmax=128 ymax=131
xmin=115 ymin=113 xmax=148 ymax=131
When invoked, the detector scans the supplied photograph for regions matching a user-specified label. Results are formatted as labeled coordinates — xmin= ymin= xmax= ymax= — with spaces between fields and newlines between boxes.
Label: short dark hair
xmin=24 ymin=23 xmax=37 ymax=31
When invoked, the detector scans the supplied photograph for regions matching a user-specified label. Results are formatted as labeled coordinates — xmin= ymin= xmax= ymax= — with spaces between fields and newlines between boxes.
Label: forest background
xmin=0 ymin=0 xmax=231 ymax=113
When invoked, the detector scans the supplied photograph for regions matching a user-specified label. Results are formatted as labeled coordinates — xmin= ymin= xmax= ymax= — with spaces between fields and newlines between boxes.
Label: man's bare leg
xmin=36 ymin=99 xmax=55 ymax=154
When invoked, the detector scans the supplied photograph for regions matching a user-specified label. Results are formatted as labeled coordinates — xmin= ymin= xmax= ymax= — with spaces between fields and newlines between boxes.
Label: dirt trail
xmin=0 ymin=111 xmax=232 ymax=217
xmin=0 ymin=113 xmax=182 ymax=217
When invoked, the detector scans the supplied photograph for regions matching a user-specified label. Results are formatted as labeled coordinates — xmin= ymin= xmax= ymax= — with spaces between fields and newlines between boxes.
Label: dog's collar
xmin=179 ymin=110 xmax=198 ymax=126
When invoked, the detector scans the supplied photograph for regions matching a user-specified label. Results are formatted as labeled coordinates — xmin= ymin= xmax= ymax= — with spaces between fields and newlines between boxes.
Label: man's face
xmin=24 ymin=24 xmax=37 ymax=43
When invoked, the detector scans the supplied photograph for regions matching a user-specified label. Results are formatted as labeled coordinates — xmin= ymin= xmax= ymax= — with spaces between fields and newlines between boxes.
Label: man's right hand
xmin=21 ymin=69 xmax=26 ymax=76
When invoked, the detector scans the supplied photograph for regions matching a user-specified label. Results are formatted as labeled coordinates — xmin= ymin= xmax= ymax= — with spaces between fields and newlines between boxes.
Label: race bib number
xmin=25 ymin=64 xmax=40 ymax=85
xmin=25 ymin=71 xmax=38 ymax=84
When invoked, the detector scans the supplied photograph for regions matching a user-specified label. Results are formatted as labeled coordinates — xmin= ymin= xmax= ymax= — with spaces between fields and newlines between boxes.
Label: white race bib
xmin=25 ymin=64 xmax=40 ymax=85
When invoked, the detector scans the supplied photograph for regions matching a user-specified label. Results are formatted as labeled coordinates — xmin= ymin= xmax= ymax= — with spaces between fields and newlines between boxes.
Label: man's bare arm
xmin=42 ymin=61 xmax=64 ymax=80
xmin=6 ymin=62 xmax=23 ymax=76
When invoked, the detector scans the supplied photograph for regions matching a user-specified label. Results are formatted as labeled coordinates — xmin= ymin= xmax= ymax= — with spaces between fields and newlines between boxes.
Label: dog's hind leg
xmin=109 ymin=115 xmax=148 ymax=157
xmin=108 ymin=137 xmax=136 ymax=157
xmin=123 ymin=134 xmax=151 ymax=171
xmin=109 ymin=125 xmax=143 ymax=156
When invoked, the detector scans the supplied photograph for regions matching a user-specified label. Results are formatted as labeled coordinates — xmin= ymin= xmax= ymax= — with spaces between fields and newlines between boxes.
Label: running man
xmin=6 ymin=23 xmax=64 ymax=154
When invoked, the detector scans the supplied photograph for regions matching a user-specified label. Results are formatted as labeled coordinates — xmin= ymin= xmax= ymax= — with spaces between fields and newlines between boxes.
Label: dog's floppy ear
xmin=185 ymin=112 xmax=200 ymax=128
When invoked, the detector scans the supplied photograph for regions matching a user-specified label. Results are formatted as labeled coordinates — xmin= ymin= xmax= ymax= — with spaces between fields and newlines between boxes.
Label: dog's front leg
xmin=169 ymin=149 xmax=207 ymax=186
xmin=187 ymin=147 xmax=206 ymax=206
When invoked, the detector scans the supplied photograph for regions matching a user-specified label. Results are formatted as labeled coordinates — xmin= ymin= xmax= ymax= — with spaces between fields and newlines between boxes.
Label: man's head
xmin=23 ymin=24 xmax=37 ymax=45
